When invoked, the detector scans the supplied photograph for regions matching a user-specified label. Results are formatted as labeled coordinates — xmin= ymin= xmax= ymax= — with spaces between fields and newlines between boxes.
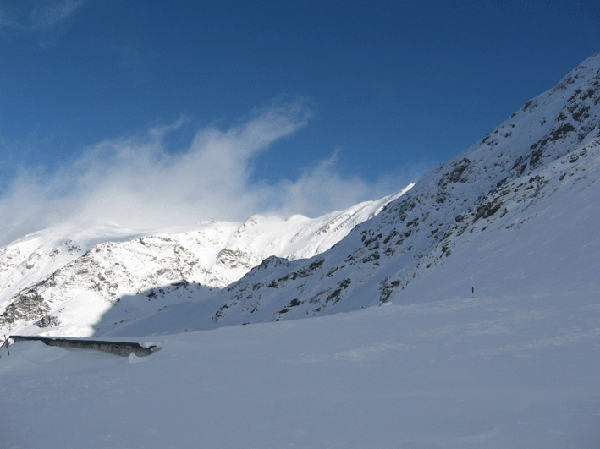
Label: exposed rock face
xmin=36 ymin=315 xmax=60 ymax=328
xmin=0 ymin=291 xmax=50 ymax=326
xmin=216 ymin=249 xmax=257 ymax=270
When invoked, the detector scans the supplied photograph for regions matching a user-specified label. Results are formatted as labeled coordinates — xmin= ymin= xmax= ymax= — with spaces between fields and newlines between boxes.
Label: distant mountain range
xmin=0 ymin=188 xmax=410 ymax=336
xmin=2 ymin=52 xmax=599 ymax=339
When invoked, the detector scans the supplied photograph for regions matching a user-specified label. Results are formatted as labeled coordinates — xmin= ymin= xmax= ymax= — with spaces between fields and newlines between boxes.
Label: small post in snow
xmin=1 ymin=335 xmax=9 ymax=357
xmin=470 ymin=276 xmax=475 ymax=298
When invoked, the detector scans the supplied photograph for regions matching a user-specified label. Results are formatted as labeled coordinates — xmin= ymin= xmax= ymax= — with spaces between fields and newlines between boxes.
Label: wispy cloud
xmin=0 ymin=98 xmax=421 ymax=246
xmin=29 ymin=0 xmax=82 ymax=30
xmin=0 ymin=0 xmax=82 ymax=45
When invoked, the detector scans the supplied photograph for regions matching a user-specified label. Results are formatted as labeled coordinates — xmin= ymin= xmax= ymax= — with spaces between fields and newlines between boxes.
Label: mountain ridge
xmin=181 ymin=51 xmax=600 ymax=331
xmin=2 ymin=52 xmax=600 ymax=338
xmin=0 ymin=188 xmax=410 ymax=336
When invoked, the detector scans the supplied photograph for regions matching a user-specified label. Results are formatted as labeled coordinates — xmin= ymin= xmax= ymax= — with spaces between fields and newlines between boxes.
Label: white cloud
xmin=0 ymin=0 xmax=82 ymax=45
xmin=0 ymin=98 xmax=421 ymax=246
xmin=29 ymin=0 xmax=82 ymax=30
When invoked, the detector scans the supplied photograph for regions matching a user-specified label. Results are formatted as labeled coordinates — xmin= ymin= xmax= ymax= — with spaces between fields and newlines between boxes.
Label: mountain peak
xmin=195 ymin=54 xmax=600 ymax=330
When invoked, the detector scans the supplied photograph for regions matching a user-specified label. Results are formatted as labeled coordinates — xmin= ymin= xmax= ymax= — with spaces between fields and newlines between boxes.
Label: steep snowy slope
xmin=123 ymin=52 xmax=600 ymax=333
xmin=0 ymin=189 xmax=409 ymax=336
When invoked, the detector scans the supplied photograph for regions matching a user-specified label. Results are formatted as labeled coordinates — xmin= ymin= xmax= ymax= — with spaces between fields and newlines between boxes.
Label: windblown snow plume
xmin=0 ymin=98 xmax=413 ymax=247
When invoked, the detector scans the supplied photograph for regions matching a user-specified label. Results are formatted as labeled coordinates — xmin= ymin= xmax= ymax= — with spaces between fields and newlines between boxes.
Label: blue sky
xmin=0 ymin=0 xmax=599 ymax=241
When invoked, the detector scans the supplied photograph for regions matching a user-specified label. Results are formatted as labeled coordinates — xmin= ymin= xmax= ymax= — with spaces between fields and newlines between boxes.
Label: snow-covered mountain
xmin=105 ymin=52 xmax=600 ymax=336
xmin=3 ymin=53 xmax=600 ymax=340
xmin=2 ymin=54 xmax=600 ymax=449
xmin=0 ymin=189 xmax=409 ymax=336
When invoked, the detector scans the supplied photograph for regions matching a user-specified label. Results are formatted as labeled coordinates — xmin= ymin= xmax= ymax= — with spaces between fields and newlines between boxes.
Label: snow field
xmin=1 ymin=289 xmax=599 ymax=448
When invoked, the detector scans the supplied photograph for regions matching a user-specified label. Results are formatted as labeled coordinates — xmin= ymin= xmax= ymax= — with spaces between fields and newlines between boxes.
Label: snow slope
xmin=0 ymin=189 xmax=409 ymax=337
xmin=163 ymin=51 xmax=600 ymax=331
xmin=1 ymin=290 xmax=598 ymax=448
